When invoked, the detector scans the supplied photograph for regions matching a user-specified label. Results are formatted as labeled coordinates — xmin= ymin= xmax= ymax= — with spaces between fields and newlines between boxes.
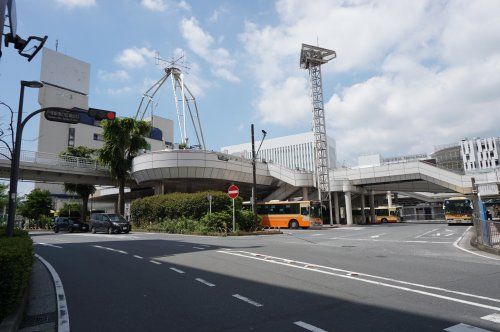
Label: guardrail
xmin=0 ymin=147 xmax=108 ymax=171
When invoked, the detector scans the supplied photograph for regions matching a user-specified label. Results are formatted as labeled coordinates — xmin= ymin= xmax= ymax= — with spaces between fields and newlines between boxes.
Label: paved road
xmin=32 ymin=223 xmax=500 ymax=331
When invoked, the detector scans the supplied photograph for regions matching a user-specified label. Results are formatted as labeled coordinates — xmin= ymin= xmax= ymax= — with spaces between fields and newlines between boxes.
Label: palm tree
xmin=60 ymin=146 xmax=97 ymax=222
xmin=99 ymin=118 xmax=151 ymax=215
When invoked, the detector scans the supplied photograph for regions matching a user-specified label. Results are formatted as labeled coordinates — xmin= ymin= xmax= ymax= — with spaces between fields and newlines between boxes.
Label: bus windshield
xmin=311 ymin=202 xmax=322 ymax=218
xmin=444 ymin=200 xmax=472 ymax=214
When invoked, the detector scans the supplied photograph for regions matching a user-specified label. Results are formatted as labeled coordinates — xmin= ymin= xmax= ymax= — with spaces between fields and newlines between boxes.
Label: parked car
xmin=90 ymin=213 xmax=131 ymax=234
xmin=53 ymin=217 xmax=89 ymax=233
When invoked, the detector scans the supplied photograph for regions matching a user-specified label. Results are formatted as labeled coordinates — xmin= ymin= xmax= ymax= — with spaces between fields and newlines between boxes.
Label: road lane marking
xmin=453 ymin=226 xmax=500 ymax=261
xmin=193 ymin=246 xmax=205 ymax=250
xmin=482 ymin=313 xmax=500 ymax=323
xmin=92 ymin=245 xmax=128 ymax=254
xmin=35 ymin=254 xmax=70 ymax=332
xmin=39 ymin=243 xmax=63 ymax=248
xmin=311 ymin=234 xmax=324 ymax=237
xmin=195 ymin=278 xmax=215 ymax=287
xmin=444 ymin=323 xmax=490 ymax=331
xmin=150 ymin=260 xmax=161 ymax=265
xmin=170 ymin=267 xmax=185 ymax=274
xmin=328 ymin=237 xmax=452 ymax=244
xmin=415 ymin=228 xmax=440 ymax=238
xmin=133 ymin=255 xmax=143 ymax=259
xmin=232 ymin=294 xmax=263 ymax=307
xmin=294 ymin=321 xmax=327 ymax=332
xmin=370 ymin=233 xmax=386 ymax=238
xmin=219 ymin=250 xmax=500 ymax=311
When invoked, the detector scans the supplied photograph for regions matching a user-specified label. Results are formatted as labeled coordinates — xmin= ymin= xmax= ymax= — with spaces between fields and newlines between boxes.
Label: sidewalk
xmin=18 ymin=257 xmax=57 ymax=332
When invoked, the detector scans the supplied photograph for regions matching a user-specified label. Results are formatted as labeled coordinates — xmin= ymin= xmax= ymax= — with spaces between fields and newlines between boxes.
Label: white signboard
xmin=478 ymin=184 xmax=499 ymax=196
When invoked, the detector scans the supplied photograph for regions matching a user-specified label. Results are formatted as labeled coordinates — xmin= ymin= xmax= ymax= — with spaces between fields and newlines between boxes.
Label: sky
xmin=1 ymin=0 xmax=500 ymax=193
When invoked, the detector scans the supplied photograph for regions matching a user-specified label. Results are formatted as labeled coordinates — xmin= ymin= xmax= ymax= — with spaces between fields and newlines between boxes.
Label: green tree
xmin=0 ymin=183 xmax=7 ymax=211
xmin=18 ymin=188 xmax=52 ymax=221
xmin=59 ymin=202 xmax=82 ymax=218
xmin=60 ymin=146 xmax=97 ymax=222
xmin=99 ymin=118 xmax=151 ymax=215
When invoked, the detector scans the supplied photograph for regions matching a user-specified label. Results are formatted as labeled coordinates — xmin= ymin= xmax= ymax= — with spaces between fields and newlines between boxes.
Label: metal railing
xmin=474 ymin=220 xmax=500 ymax=249
xmin=0 ymin=147 xmax=108 ymax=171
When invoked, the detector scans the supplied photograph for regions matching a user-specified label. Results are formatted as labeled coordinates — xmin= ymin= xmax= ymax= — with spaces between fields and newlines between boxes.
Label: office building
xmin=221 ymin=132 xmax=336 ymax=171
xmin=461 ymin=137 xmax=500 ymax=172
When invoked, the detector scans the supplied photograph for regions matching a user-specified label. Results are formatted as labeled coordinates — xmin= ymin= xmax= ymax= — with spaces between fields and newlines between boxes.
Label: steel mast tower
xmin=300 ymin=43 xmax=336 ymax=225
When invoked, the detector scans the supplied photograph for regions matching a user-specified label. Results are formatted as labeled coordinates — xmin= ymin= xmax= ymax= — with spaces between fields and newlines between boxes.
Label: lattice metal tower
xmin=300 ymin=43 xmax=336 ymax=224
xmin=135 ymin=53 xmax=206 ymax=149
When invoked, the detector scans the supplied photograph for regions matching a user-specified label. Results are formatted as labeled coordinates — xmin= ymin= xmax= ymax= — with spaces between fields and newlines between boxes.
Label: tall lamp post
xmin=251 ymin=124 xmax=266 ymax=228
xmin=6 ymin=80 xmax=43 ymax=236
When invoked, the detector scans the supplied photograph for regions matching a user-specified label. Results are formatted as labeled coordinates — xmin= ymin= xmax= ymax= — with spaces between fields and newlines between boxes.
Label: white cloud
xmin=241 ymin=0 xmax=500 ymax=162
xmin=55 ymin=0 xmax=95 ymax=8
xmin=180 ymin=16 xmax=239 ymax=82
xmin=208 ymin=6 xmax=228 ymax=23
xmin=97 ymin=69 xmax=130 ymax=82
xmin=140 ymin=0 xmax=167 ymax=12
xmin=115 ymin=47 xmax=155 ymax=69
xmin=178 ymin=1 xmax=191 ymax=11
xmin=107 ymin=86 xmax=132 ymax=96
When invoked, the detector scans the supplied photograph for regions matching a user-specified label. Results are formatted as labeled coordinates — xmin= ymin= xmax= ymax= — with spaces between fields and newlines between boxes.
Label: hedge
xmin=0 ymin=228 xmax=33 ymax=321
xmin=130 ymin=191 xmax=242 ymax=227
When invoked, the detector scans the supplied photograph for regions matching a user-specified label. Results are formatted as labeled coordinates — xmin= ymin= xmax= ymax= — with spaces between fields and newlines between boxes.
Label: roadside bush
xmin=200 ymin=211 xmax=232 ymax=232
xmin=130 ymin=191 xmax=242 ymax=227
xmin=38 ymin=215 xmax=53 ymax=230
xmin=236 ymin=210 xmax=262 ymax=231
xmin=0 ymin=227 xmax=33 ymax=321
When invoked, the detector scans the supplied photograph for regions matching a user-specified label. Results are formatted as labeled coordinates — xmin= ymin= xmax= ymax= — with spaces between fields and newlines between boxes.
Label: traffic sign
xmin=44 ymin=108 xmax=80 ymax=124
xmin=228 ymin=185 xmax=239 ymax=199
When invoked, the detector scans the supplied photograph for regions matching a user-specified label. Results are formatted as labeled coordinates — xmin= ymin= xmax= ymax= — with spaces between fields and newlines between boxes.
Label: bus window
xmin=301 ymin=207 xmax=309 ymax=216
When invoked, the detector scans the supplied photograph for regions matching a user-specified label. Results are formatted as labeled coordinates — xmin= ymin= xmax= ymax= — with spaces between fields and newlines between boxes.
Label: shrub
xmin=236 ymin=210 xmax=262 ymax=232
xmin=0 ymin=228 xmax=33 ymax=321
xmin=200 ymin=211 xmax=232 ymax=232
xmin=130 ymin=191 xmax=242 ymax=227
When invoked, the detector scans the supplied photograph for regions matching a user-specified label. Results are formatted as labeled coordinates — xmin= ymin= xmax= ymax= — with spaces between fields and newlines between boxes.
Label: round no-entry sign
xmin=227 ymin=185 xmax=239 ymax=199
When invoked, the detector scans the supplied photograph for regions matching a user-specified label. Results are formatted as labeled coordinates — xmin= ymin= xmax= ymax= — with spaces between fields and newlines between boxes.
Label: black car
xmin=53 ymin=217 xmax=89 ymax=233
xmin=90 ymin=213 xmax=131 ymax=234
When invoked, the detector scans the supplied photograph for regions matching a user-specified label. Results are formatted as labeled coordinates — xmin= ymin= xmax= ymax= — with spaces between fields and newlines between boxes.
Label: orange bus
xmin=256 ymin=200 xmax=322 ymax=229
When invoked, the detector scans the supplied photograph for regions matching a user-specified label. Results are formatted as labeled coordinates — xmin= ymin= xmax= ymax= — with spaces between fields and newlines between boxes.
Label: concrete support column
xmin=302 ymin=187 xmax=309 ymax=201
xmin=344 ymin=191 xmax=353 ymax=226
xmin=369 ymin=191 xmax=376 ymax=224
xmin=360 ymin=193 xmax=366 ymax=224
xmin=154 ymin=182 xmax=164 ymax=196
xmin=387 ymin=191 xmax=392 ymax=208
xmin=334 ymin=192 xmax=340 ymax=224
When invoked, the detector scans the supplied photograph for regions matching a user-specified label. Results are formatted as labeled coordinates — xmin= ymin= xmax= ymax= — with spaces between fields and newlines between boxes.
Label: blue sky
xmin=2 ymin=0 xmax=500 ymax=194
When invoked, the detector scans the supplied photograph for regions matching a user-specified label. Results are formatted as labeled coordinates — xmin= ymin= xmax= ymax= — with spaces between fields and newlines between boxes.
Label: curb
xmin=0 ymin=278 xmax=30 ymax=332
xmin=470 ymin=237 xmax=500 ymax=256
xmin=35 ymin=254 xmax=70 ymax=332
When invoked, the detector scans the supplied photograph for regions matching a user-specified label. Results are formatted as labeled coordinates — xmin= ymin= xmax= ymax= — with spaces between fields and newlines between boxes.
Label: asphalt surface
xmin=32 ymin=223 xmax=500 ymax=331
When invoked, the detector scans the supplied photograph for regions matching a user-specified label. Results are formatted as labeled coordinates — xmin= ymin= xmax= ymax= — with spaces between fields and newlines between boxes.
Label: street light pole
xmin=251 ymin=124 xmax=257 ymax=226
xmin=6 ymin=80 xmax=43 ymax=237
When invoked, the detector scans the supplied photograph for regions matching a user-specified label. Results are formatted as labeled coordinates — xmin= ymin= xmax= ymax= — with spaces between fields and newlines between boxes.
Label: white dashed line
xmin=444 ymin=323 xmax=490 ymax=331
xmin=170 ymin=267 xmax=185 ymax=274
xmin=415 ymin=228 xmax=439 ymax=238
xmin=133 ymin=255 xmax=143 ymax=259
xmin=150 ymin=260 xmax=161 ymax=265
xmin=294 ymin=321 xmax=327 ymax=332
xmin=481 ymin=313 xmax=500 ymax=323
xmin=38 ymin=243 xmax=63 ymax=248
xmin=370 ymin=233 xmax=386 ymax=238
xmin=195 ymin=278 xmax=215 ymax=287
xmin=193 ymin=246 xmax=205 ymax=250
xmin=92 ymin=245 xmax=127 ymax=254
xmin=232 ymin=294 xmax=263 ymax=307
xmin=311 ymin=234 xmax=324 ymax=237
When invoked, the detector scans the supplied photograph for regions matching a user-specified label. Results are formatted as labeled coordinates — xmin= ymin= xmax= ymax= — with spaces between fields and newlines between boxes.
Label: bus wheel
xmin=289 ymin=220 xmax=299 ymax=229
xmin=381 ymin=218 xmax=388 ymax=223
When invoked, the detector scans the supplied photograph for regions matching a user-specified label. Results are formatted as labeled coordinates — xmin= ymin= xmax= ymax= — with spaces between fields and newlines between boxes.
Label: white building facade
xmin=221 ymin=132 xmax=336 ymax=171
xmin=461 ymin=137 xmax=500 ymax=172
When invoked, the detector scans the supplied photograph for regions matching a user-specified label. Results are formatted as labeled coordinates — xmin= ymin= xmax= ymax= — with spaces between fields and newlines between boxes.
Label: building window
xmin=68 ymin=128 xmax=75 ymax=147
xmin=93 ymin=133 xmax=104 ymax=141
